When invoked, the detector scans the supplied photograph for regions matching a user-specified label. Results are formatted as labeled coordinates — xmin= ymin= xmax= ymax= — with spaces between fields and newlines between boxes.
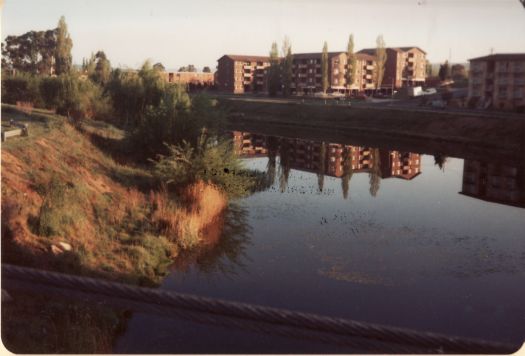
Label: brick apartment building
xmin=461 ymin=159 xmax=525 ymax=207
xmin=356 ymin=47 xmax=427 ymax=89
xmin=468 ymin=53 xmax=525 ymax=111
xmin=290 ymin=52 xmax=377 ymax=95
xmin=217 ymin=46 xmax=426 ymax=95
xmin=162 ymin=71 xmax=214 ymax=86
xmin=217 ymin=55 xmax=271 ymax=94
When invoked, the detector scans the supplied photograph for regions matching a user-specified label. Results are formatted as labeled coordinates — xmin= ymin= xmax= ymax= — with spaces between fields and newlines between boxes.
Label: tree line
xmin=1 ymin=16 xmax=258 ymax=198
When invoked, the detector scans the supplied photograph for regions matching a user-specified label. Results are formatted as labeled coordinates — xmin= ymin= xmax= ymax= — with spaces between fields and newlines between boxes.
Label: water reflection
xmin=233 ymin=130 xmax=525 ymax=208
xmin=170 ymin=203 xmax=252 ymax=277
xmin=461 ymin=159 xmax=525 ymax=208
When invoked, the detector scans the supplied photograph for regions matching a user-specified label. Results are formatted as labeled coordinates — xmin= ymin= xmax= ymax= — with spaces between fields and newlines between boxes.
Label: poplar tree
xmin=268 ymin=42 xmax=280 ymax=96
xmin=375 ymin=35 xmax=387 ymax=92
xmin=346 ymin=34 xmax=357 ymax=90
xmin=55 ymin=16 xmax=73 ymax=75
xmin=282 ymin=46 xmax=293 ymax=97
xmin=321 ymin=41 xmax=329 ymax=93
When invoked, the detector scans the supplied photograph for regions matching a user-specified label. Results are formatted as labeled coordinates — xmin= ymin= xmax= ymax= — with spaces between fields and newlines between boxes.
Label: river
xmin=114 ymin=128 xmax=525 ymax=353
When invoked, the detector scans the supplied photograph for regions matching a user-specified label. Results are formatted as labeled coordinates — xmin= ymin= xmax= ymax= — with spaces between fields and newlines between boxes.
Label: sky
xmin=2 ymin=0 xmax=525 ymax=71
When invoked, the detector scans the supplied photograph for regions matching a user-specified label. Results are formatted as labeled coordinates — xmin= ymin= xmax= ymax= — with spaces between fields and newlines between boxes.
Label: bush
xmin=1 ymin=75 xmax=42 ymax=106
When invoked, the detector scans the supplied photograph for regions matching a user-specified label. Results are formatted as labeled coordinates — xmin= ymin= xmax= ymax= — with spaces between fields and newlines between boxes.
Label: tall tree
xmin=375 ymin=35 xmax=387 ymax=92
xmin=282 ymin=46 xmax=293 ymax=97
xmin=2 ymin=29 xmax=57 ymax=75
xmin=268 ymin=42 xmax=280 ymax=96
xmin=153 ymin=62 xmax=165 ymax=72
xmin=438 ymin=60 xmax=450 ymax=81
xmin=89 ymin=51 xmax=111 ymax=85
xmin=202 ymin=66 xmax=211 ymax=73
xmin=321 ymin=42 xmax=329 ymax=93
xmin=55 ymin=16 xmax=73 ymax=75
xmin=346 ymin=34 xmax=357 ymax=91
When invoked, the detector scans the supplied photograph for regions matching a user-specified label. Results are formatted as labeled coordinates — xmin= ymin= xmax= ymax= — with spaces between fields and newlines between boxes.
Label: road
xmin=211 ymin=93 xmax=525 ymax=120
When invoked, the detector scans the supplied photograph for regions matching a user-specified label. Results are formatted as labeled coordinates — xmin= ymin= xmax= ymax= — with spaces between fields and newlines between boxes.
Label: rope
xmin=2 ymin=264 xmax=518 ymax=354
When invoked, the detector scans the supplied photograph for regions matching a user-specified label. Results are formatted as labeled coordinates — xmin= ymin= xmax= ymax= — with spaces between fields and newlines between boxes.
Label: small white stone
xmin=58 ymin=242 xmax=72 ymax=251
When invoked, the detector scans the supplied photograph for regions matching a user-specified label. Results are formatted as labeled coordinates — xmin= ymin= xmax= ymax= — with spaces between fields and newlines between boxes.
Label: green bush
xmin=1 ymin=75 xmax=42 ymax=105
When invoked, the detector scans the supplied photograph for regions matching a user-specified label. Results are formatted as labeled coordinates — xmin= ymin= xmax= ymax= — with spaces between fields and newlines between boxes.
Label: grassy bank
xmin=221 ymin=99 xmax=525 ymax=155
xmin=1 ymin=105 xmax=228 ymax=284
xmin=1 ymin=106 xmax=232 ymax=352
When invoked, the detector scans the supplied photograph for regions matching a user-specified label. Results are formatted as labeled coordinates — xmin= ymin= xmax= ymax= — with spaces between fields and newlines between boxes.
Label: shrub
xmin=1 ymin=75 xmax=42 ymax=106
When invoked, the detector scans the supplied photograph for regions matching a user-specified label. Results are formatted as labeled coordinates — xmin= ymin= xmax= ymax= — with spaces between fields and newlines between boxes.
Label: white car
xmin=329 ymin=92 xmax=345 ymax=98
xmin=314 ymin=92 xmax=327 ymax=98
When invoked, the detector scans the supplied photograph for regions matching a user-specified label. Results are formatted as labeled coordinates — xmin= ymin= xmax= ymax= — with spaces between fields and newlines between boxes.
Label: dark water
xmin=115 ymin=130 xmax=525 ymax=353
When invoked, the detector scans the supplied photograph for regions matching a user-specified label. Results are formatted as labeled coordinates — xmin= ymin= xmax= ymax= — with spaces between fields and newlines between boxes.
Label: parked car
xmin=329 ymin=92 xmax=345 ymax=98
xmin=314 ymin=92 xmax=327 ymax=98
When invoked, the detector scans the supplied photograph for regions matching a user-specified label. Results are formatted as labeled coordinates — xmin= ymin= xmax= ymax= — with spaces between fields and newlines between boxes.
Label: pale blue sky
xmin=2 ymin=0 xmax=525 ymax=70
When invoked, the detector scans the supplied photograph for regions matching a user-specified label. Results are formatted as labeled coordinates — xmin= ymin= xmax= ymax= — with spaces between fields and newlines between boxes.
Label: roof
xmin=292 ymin=52 xmax=346 ymax=59
xmin=219 ymin=54 xmax=271 ymax=62
xmin=357 ymin=46 xmax=427 ymax=55
xmin=355 ymin=53 xmax=376 ymax=61
xmin=469 ymin=53 xmax=525 ymax=62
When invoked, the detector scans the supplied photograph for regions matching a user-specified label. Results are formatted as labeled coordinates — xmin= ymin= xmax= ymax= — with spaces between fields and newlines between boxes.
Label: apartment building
xmin=217 ymin=55 xmax=271 ymax=94
xmin=217 ymin=46 xmax=426 ymax=95
xmin=461 ymin=159 xmax=524 ymax=207
xmin=356 ymin=47 xmax=427 ymax=89
xmin=290 ymin=52 xmax=377 ymax=95
xmin=468 ymin=53 xmax=525 ymax=111
xmin=162 ymin=71 xmax=214 ymax=86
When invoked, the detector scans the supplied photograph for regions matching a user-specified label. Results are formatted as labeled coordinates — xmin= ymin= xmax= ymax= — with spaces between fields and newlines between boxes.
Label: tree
xmin=425 ymin=60 xmax=433 ymax=77
xmin=55 ymin=16 xmax=73 ymax=75
xmin=321 ymin=42 xmax=329 ymax=93
xmin=438 ymin=60 xmax=450 ymax=81
xmin=202 ymin=66 xmax=211 ymax=73
xmin=451 ymin=63 xmax=467 ymax=80
xmin=2 ymin=29 xmax=57 ymax=75
xmin=153 ymin=62 xmax=165 ymax=72
xmin=282 ymin=45 xmax=293 ymax=97
xmin=346 ymin=34 xmax=357 ymax=91
xmin=89 ymin=51 xmax=111 ymax=86
xmin=268 ymin=42 xmax=280 ymax=96
xmin=375 ymin=35 xmax=387 ymax=91
xmin=178 ymin=66 xmax=187 ymax=72
xmin=187 ymin=64 xmax=196 ymax=72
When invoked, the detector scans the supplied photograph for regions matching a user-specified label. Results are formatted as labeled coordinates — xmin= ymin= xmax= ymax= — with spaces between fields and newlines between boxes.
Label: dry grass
xmin=1 ymin=109 xmax=228 ymax=285
xmin=150 ymin=181 xmax=227 ymax=249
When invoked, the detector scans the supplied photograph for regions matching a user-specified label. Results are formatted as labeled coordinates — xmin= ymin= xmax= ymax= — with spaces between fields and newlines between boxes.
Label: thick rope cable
xmin=2 ymin=264 xmax=519 ymax=354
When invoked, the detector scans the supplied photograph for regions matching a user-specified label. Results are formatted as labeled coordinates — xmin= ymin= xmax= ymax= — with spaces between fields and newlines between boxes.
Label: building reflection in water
xmin=233 ymin=131 xmax=421 ymax=179
xmin=233 ymin=130 xmax=525 ymax=209
xmin=461 ymin=159 xmax=525 ymax=208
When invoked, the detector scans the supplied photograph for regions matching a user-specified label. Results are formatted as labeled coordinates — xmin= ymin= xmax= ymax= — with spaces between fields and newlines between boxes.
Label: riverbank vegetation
xmin=1 ymin=17 xmax=260 ymax=353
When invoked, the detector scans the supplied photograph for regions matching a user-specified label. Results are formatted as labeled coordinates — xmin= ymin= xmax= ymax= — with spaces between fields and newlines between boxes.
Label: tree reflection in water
xmin=341 ymin=145 xmax=354 ymax=200
xmin=169 ymin=203 xmax=252 ymax=277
